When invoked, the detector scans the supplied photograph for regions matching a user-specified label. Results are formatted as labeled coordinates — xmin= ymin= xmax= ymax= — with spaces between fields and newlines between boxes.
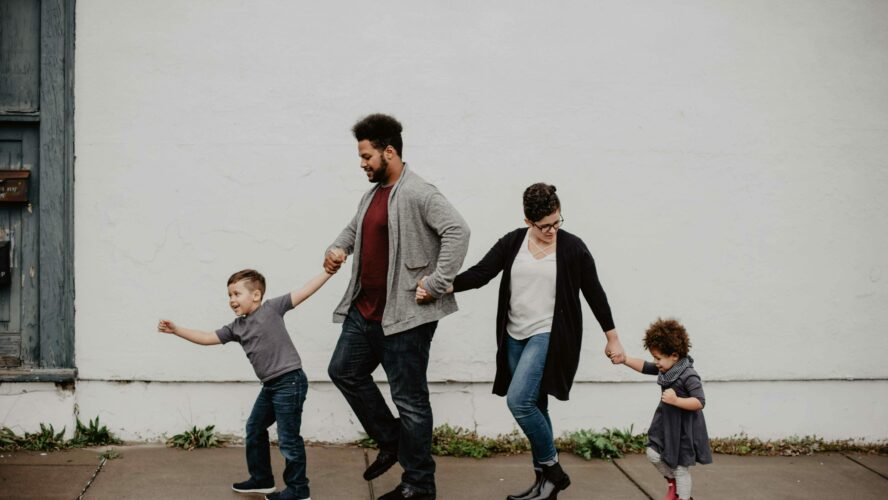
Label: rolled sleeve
xmin=685 ymin=374 xmax=706 ymax=408
xmin=215 ymin=324 xmax=236 ymax=344
xmin=421 ymin=191 xmax=470 ymax=297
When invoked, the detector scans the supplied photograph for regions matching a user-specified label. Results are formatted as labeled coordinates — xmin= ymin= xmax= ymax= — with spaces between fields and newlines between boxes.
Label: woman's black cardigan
xmin=452 ymin=228 xmax=615 ymax=401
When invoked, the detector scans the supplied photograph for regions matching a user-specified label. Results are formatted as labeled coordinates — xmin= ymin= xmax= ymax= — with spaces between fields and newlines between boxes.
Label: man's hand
xmin=324 ymin=248 xmax=347 ymax=274
xmin=157 ymin=319 xmax=177 ymax=334
xmin=661 ymin=388 xmax=678 ymax=406
xmin=415 ymin=277 xmax=436 ymax=304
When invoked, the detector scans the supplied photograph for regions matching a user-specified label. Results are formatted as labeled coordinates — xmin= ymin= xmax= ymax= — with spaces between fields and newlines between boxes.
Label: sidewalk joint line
xmin=612 ymin=459 xmax=654 ymax=499
xmin=842 ymin=453 xmax=888 ymax=481
xmin=76 ymin=456 xmax=107 ymax=500
xmin=363 ymin=448 xmax=376 ymax=499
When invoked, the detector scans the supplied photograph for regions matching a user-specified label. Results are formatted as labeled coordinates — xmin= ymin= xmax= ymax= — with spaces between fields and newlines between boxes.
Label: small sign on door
xmin=0 ymin=171 xmax=30 ymax=203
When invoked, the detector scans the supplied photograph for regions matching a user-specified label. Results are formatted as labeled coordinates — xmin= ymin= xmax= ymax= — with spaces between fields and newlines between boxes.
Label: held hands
xmin=604 ymin=335 xmax=626 ymax=365
xmin=415 ymin=276 xmax=456 ymax=304
xmin=661 ymin=388 xmax=679 ymax=406
xmin=324 ymin=248 xmax=347 ymax=274
xmin=157 ymin=319 xmax=177 ymax=334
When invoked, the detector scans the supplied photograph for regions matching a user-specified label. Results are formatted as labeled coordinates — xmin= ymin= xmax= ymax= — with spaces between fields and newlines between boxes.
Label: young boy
xmin=158 ymin=268 xmax=332 ymax=500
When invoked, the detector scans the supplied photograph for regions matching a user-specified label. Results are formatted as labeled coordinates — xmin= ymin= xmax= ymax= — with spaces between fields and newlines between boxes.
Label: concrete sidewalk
xmin=1 ymin=445 xmax=886 ymax=499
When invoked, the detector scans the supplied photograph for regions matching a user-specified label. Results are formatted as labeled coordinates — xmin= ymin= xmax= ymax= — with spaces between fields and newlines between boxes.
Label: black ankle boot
xmin=526 ymin=462 xmax=570 ymax=500
xmin=506 ymin=469 xmax=542 ymax=500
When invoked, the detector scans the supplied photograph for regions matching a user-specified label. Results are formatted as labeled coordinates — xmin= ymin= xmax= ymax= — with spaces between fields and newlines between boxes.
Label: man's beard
xmin=371 ymin=156 xmax=389 ymax=183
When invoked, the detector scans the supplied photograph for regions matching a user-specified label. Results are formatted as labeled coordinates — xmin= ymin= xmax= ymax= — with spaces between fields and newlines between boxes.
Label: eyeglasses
xmin=531 ymin=216 xmax=564 ymax=233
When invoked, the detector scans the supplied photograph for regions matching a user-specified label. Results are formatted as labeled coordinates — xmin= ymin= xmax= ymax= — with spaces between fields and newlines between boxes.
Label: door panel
xmin=0 ymin=0 xmax=41 ymax=113
xmin=0 ymin=126 xmax=39 ymax=367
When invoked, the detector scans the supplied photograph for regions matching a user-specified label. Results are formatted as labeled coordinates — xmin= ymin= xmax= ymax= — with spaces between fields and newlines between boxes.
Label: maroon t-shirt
xmin=356 ymin=185 xmax=392 ymax=321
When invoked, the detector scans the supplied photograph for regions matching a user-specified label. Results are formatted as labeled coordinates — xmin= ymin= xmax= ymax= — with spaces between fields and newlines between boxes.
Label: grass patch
xmin=355 ymin=436 xmax=378 ymax=449
xmin=355 ymin=425 xmax=530 ymax=458
xmin=356 ymin=426 xmax=887 ymax=459
xmin=557 ymin=426 xmax=647 ymax=460
xmin=18 ymin=424 xmax=68 ymax=452
xmin=710 ymin=434 xmax=888 ymax=456
xmin=166 ymin=425 xmax=225 ymax=451
xmin=0 ymin=427 xmax=19 ymax=450
xmin=431 ymin=424 xmax=527 ymax=458
xmin=70 ymin=417 xmax=123 ymax=448
xmin=100 ymin=448 xmax=123 ymax=460
xmin=0 ymin=417 xmax=123 ymax=452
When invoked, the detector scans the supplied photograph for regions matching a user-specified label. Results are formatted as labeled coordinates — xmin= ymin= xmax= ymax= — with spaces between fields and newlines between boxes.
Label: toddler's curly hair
xmin=643 ymin=318 xmax=691 ymax=358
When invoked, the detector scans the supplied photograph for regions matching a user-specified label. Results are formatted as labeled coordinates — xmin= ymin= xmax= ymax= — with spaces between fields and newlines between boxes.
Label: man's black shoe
xmin=232 ymin=478 xmax=275 ymax=494
xmin=363 ymin=449 xmax=399 ymax=480
xmin=265 ymin=489 xmax=310 ymax=500
xmin=377 ymin=483 xmax=436 ymax=500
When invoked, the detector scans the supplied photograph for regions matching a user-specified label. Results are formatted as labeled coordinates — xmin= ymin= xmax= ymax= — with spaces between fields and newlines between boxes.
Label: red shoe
xmin=663 ymin=478 xmax=677 ymax=500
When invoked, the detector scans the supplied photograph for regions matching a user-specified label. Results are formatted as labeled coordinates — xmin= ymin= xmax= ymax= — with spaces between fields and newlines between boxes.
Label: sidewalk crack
xmin=363 ymin=448 xmax=376 ymax=499
xmin=612 ymin=459 xmax=654 ymax=500
xmin=76 ymin=456 xmax=107 ymax=500
xmin=842 ymin=453 xmax=888 ymax=481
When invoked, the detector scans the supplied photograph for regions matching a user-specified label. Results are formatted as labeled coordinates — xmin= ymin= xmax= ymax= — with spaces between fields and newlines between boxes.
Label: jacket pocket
xmin=404 ymin=260 xmax=430 ymax=290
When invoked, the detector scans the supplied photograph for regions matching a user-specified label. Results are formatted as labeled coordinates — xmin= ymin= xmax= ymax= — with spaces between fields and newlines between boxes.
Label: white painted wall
xmin=4 ymin=0 xmax=887 ymax=441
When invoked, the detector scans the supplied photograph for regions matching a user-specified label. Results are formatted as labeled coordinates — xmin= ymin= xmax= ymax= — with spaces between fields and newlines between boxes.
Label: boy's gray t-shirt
xmin=215 ymin=294 xmax=302 ymax=383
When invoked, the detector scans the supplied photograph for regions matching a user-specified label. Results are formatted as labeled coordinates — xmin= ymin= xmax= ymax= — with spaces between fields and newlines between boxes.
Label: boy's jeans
xmin=246 ymin=368 xmax=309 ymax=498
xmin=328 ymin=305 xmax=437 ymax=493
xmin=506 ymin=333 xmax=557 ymax=468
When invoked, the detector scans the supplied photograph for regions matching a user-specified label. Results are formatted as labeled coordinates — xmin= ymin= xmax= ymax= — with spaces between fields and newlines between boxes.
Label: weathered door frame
xmin=0 ymin=0 xmax=75 ymax=382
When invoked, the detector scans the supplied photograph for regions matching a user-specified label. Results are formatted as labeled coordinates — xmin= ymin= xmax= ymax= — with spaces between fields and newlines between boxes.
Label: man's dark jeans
xmin=328 ymin=305 xmax=437 ymax=493
xmin=245 ymin=368 xmax=309 ymax=499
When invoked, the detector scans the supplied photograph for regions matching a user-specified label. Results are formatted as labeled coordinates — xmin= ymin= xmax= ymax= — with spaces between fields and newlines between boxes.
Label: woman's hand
xmin=604 ymin=330 xmax=625 ymax=364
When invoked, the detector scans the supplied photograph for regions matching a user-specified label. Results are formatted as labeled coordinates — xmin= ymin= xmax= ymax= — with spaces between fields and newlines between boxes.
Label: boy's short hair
xmin=643 ymin=318 xmax=691 ymax=358
xmin=227 ymin=269 xmax=266 ymax=299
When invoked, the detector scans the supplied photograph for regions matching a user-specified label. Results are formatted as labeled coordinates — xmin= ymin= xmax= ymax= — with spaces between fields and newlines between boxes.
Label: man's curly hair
xmin=352 ymin=113 xmax=404 ymax=158
xmin=643 ymin=318 xmax=691 ymax=358
xmin=523 ymin=183 xmax=560 ymax=222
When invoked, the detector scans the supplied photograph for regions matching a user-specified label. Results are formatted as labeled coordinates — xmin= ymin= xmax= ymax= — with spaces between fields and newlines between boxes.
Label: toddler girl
xmin=619 ymin=318 xmax=712 ymax=500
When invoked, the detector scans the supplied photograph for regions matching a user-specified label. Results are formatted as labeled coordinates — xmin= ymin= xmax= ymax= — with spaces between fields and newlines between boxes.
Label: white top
xmin=507 ymin=230 xmax=557 ymax=340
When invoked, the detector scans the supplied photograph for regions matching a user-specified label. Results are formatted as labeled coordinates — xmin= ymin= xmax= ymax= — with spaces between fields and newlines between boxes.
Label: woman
xmin=417 ymin=183 xmax=625 ymax=500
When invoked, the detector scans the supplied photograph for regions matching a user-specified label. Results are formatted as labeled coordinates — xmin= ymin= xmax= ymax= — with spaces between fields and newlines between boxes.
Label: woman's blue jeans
xmin=245 ymin=368 xmax=309 ymax=498
xmin=506 ymin=332 xmax=557 ymax=468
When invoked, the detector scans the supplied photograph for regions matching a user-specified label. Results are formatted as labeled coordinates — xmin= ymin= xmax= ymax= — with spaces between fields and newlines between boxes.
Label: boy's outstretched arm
xmin=620 ymin=355 xmax=647 ymax=373
xmin=158 ymin=320 xmax=221 ymax=345
xmin=290 ymin=270 xmax=334 ymax=308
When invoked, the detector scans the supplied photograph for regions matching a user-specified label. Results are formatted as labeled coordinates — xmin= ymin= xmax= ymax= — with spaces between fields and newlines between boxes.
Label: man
xmin=325 ymin=113 xmax=469 ymax=500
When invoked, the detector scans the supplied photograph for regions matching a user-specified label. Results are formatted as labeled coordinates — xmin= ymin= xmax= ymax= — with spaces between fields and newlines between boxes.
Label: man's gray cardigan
xmin=328 ymin=165 xmax=470 ymax=335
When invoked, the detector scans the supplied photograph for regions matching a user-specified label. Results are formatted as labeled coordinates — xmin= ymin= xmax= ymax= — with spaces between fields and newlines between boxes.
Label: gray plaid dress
xmin=643 ymin=360 xmax=713 ymax=469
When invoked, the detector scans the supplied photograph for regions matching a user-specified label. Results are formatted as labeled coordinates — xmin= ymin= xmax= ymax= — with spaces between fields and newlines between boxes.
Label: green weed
xmin=166 ymin=425 xmax=225 ymax=451
xmin=100 ymin=448 xmax=122 ymax=460
xmin=19 ymin=424 xmax=68 ymax=452
xmin=557 ymin=426 xmax=647 ymax=460
xmin=70 ymin=417 xmax=122 ymax=448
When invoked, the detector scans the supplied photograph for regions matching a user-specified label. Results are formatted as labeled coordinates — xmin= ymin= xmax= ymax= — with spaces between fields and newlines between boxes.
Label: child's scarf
xmin=657 ymin=356 xmax=693 ymax=387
